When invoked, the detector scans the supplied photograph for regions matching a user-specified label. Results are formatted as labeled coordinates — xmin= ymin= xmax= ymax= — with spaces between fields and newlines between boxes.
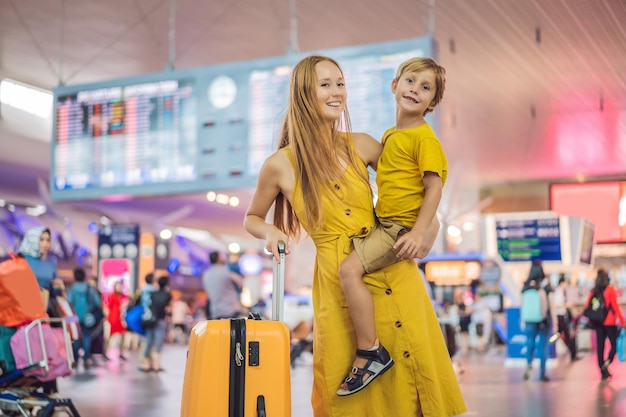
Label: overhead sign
xmin=51 ymin=36 xmax=434 ymax=201
xmin=496 ymin=218 xmax=562 ymax=262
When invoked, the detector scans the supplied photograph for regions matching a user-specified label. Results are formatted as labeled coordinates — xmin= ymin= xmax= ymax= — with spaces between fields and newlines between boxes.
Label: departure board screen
xmin=54 ymin=80 xmax=196 ymax=192
xmin=496 ymin=218 xmax=562 ymax=262
xmin=51 ymin=36 xmax=433 ymax=201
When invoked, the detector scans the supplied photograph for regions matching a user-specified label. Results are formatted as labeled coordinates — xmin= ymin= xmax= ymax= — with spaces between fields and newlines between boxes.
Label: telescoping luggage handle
xmin=271 ymin=241 xmax=286 ymax=322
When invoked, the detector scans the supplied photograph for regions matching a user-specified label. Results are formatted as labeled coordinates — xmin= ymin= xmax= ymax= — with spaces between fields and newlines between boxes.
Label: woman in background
xmin=104 ymin=281 xmax=128 ymax=361
xmin=521 ymin=260 xmax=552 ymax=382
xmin=18 ymin=226 xmax=60 ymax=394
xmin=18 ymin=226 xmax=57 ymax=309
xmin=586 ymin=269 xmax=625 ymax=380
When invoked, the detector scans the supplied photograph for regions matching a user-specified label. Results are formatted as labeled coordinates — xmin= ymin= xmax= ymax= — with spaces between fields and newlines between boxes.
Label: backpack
xmin=521 ymin=287 xmax=548 ymax=323
xmin=584 ymin=288 xmax=609 ymax=326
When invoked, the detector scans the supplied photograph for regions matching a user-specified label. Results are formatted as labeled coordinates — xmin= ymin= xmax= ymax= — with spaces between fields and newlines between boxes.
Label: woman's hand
xmin=265 ymin=228 xmax=290 ymax=263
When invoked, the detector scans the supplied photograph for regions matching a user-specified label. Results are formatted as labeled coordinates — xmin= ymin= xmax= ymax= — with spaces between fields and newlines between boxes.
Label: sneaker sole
xmin=336 ymin=359 xmax=395 ymax=396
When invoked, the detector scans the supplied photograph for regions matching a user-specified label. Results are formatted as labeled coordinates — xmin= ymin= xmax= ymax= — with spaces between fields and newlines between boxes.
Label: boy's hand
xmin=394 ymin=231 xmax=429 ymax=260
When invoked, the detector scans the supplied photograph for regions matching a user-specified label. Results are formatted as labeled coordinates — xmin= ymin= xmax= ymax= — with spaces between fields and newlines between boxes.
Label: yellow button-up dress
xmin=285 ymin=149 xmax=467 ymax=417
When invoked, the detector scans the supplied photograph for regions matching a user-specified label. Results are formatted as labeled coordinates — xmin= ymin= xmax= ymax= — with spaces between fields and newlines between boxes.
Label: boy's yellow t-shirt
xmin=375 ymin=123 xmax=448 ymax=228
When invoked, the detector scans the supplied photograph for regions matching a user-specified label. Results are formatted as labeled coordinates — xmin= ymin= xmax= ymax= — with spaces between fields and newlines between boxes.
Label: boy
xmin=337 ymin=57 xmax=447 ymax=396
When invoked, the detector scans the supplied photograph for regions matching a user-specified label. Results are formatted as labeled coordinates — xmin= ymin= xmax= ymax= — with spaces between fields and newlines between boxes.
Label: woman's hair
xmin=524 ymin=260 xmax=545 ymax=289
xmin=595 ymin=269 xmax=610 ymax=291
xmin=273 ymin=55 xmax=367 ymax=235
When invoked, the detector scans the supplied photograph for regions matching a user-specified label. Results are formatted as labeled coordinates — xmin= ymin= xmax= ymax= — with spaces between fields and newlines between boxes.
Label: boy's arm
xmin=393 ymin=172 xmax=443 ymax=260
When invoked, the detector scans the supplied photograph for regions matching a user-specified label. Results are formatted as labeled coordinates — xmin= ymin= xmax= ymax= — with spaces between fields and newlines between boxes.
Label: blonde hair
xmin=274 ymin=55 xmax=367 ymax=235
xmin=395 ymin=57 xmax=446 ymax=115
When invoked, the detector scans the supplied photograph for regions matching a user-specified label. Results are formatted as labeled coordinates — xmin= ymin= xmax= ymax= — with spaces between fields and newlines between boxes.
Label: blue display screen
xmin=496 ymin=218 xmax=562 ymax=262
xmin=50 ymin=36 xmax=433 ymax=201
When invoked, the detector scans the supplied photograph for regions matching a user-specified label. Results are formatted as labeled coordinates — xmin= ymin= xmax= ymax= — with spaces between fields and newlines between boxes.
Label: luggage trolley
xmin=0 ymin=317 xmax=81 ymax=417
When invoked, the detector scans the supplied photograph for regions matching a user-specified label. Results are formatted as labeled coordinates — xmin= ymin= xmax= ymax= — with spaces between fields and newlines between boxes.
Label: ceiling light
xmin=228 ymin=242 xmax=241 ymax=253
xmin=0 ymin=79 xmax=52 ymax=118
xmin=447 ymin=225 xmax=461 ymax=237
xmin=216 ymin=193 xmax=229 ymax=205
xmin=462 ymin=221 xmax=475 ymax=232
xmin=229 ymin=196 xmax=240 ymax=207
xmin=160 ymin=229 xmax=173 ymax=240
xmin=25 ymin=205 xmax=47 ymax=217
xmin=206 ymin=191 xmax=216 ymax=202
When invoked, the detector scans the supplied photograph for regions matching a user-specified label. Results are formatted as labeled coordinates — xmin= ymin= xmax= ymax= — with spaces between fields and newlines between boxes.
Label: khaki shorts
xmin=352 ymin=218 xmax=411 ymax=273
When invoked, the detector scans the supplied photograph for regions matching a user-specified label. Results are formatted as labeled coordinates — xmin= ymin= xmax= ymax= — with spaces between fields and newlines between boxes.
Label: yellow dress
xmin=285 ymin=149 xmax=467 ymax=417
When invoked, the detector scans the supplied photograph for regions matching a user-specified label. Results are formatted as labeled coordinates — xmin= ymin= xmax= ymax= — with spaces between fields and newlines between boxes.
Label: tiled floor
xmin=40 ymin=344 xmax=626 ymax=416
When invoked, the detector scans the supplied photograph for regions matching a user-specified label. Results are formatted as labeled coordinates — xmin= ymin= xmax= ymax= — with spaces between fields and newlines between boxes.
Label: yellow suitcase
xmin=180 ymin=243 xmax=291 ymax=417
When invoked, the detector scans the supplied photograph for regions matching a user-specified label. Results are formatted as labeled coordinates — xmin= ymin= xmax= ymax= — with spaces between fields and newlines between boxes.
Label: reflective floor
xmin=52 ymin=343 xmax=626 ymax=417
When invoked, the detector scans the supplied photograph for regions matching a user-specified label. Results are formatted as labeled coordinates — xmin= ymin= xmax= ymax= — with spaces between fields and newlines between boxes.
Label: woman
xmin=104 ymin=281 xmax=128 ymax=361
xmin=244 ymin=55 xmax=465 ymax=416
xmin=586 ymin=269 xmax=625 ymax=380
xmin=18 ymin=226 xmax=60 ymax=394
xmin=521 ymin=260 xmax=552 ymax=382
xmin=18 ymin=226 xmax=57 ymax=309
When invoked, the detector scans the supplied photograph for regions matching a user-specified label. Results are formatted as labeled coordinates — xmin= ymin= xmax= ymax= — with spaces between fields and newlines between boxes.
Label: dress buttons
xmin=385 ymin=288 xmax=392 ymax=295
xmin=403 ymin=351 xmax=410 ymax=358
xmin=345 ymin=209 xmax=351 ymax=216
xmin=360 ymin=227 xmax=367 ymax=234
xmin=334 ymin=184 xmax=341 ymax=190
xmin=395 ymin=321 xmax=402 ymax=328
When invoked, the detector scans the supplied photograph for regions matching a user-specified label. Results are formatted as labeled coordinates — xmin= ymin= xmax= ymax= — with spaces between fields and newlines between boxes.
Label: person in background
xmin=469 ymin=292 xmax=493 ymax=353
xmin=67 ymin=267 xmax=101 ymax=369
xmin=138 ymin=275 xmax=172 ymax=372
xmin=201 ymin=251 xmax=244 ymax=319
xmin=454 ymin=288 xmax=471 ymax=353
xmin=18 ymin=226 xmax=58 ymax=310
xmin=87 ymin=277 xmax=106 ymax=361
xmin=170 ymin=296 xmax=191 ymax=344
xmin=553 ymin=275 xmax=579 ymax=362
xmin=104 ymin=280 xmax=128 ymax=361
xmin=437 ymin=299 xmax=464 ymax=375
xmin=42 ymin=277 xmax=78 ymax=395
xmin=243 ymin=55 xmax=465 ymax=416
xmin=586 ymin=269 xmax=625 ymax=380
xmin=522 ymin=260 xmax=552 ymax=382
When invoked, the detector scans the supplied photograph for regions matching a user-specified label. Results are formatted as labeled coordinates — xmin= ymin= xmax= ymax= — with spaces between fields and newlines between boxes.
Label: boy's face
xmin=392 ymin=69 xmax=437 ymax=118
xmin=314 ymin=60 xmax=347 ymax=123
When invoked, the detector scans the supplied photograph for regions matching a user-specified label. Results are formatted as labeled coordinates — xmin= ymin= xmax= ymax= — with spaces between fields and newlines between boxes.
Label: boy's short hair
xmin=209 ymin=251 xmax=220 ymax=264
xmin=157 ymin=275 xmax=169 ymax=289
xmin=395 ymin=57 xmax=446 ymax=115
xmin=73 ymin=268 xmax=86 ymax=282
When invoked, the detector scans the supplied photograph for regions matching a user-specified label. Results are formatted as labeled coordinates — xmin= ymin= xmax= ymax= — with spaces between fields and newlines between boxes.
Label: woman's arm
xmin=352 ymin=133 xmax=382 ymax=170
xmin=244 ymin=152 xmax=292 ymax=262
xmin=609 ymin=287 xmax=626 ymax=325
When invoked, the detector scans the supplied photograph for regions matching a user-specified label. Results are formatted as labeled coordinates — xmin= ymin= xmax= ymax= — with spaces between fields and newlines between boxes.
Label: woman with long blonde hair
xmin=244 ymin=55 xmax=465 ymax=416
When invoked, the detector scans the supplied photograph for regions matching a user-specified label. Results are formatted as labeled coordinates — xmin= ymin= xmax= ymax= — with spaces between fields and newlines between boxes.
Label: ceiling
xmin=0 ymin=0 xmax=625 ymax=252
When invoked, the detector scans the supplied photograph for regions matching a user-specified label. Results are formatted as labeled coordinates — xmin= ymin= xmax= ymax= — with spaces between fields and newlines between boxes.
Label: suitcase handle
xmin=257 ymin=395 xmax=266 ymax=417
xmin=271 ymin=241 xmax=286 ymax=321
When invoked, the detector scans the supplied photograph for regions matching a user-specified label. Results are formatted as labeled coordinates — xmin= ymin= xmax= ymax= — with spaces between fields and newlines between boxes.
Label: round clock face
xmin=208 ymin=76 xmax=237 ymax=109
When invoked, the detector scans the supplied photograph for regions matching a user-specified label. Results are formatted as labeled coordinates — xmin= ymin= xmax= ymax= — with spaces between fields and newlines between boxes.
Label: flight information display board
xmin=496 ymin=218 xmax=562 ymax=262
xmin=51 ymin=36 xmax=433 ymax=201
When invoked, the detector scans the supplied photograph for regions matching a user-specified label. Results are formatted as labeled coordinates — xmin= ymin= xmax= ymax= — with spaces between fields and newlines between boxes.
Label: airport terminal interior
xmin=1 ymin=0 xmax=626 ymax=416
